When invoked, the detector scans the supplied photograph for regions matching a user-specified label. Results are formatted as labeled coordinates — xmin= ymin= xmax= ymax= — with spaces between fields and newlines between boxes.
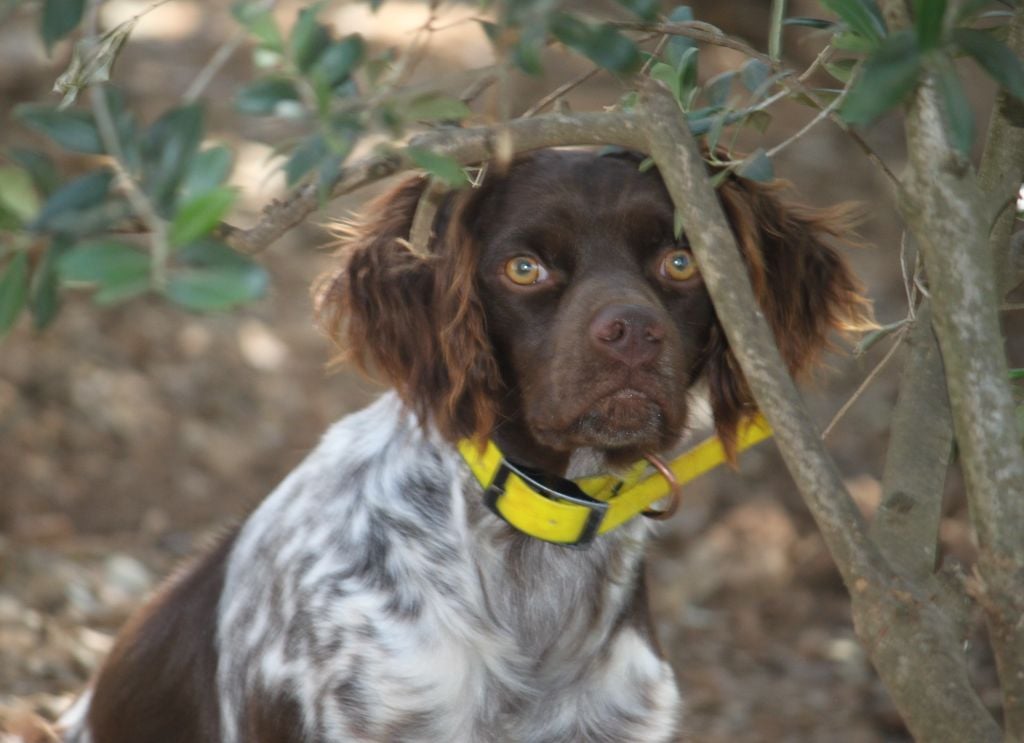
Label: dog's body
xmin=61 ymin=150 xmax=870 ymax=743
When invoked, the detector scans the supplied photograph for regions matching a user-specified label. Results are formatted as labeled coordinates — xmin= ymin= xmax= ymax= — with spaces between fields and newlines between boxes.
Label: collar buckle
xmin=483 ymin=458 xmax=610 ymax=548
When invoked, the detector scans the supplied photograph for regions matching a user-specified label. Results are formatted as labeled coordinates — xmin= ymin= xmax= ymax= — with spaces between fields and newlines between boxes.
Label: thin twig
xmin=522 ymin=68 xmax=601 ymax=117
xmin=217 ymin=110 xmax=647 ymax=253
xmin=408 ymin=178 xmax=446 ymax=255
xmin=798 ymin=42 xmax=834 ymax=83
xmin=612 ymin=19 xmax=900 ymax=186
xmin=639 ymin=33 xmax=671 ymax=77
xmin=766 ymin=85 xmax=845 ymax=158
xmin=84 ymin=0 xmax=170 ymax=286
xmin=822 ymin=325 xmax=908 ymax=439
xmin=184 ymin=29 xmax=246 ymax=103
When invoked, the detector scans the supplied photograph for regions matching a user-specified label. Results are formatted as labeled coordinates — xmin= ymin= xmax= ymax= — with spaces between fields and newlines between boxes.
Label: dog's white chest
xmin=214 ymin=395 xmax=681 ymax=742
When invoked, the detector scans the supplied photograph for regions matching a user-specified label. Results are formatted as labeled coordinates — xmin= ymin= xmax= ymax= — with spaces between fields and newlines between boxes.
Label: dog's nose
xmin=589 ymin=304 xmax=665 ymax=366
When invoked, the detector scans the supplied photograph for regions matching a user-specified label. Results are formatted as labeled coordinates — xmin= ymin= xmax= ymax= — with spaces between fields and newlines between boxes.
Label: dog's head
xmin=317 ymin=149 xmax=871 ymax=468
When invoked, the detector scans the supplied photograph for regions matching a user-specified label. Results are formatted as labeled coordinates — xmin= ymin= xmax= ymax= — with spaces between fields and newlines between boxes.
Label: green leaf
xmin=740 ymin=59 xmax=771 ymax=92
xmin=8 ymin=148 xmax=59 ymax=196
xmin=742 ymin=109 xmax=773 ymax=133
xmin=820 ymin=0 xmax=886 ymax=46
xmin=407 ymin=147 xmax=468 ymax=188
xmin=1009 ymin=368 xmax=1024 ymax=381
xmin=140 ymin=104 xmax=204 ymax=214
xmin=512 ymin=28 xmax=546 ymax=76
xmin=400 ymin=92 xmax=472 ymax=122
xmin=57 ymin=239 xmax=149 ymax=286
xmin=284 ymin=134 xmax=328 ymax=186
xmin=181 ymin=145 xmax=234 ymax=200
xmin=31 ymin=169 xmax=114 ymax=233
xmin=666 ymin=6 xmax=696 ymax=67
xmin=41 ymin=0 xmax=85 ymax=52
xmin=651 ymin=62 xmax=683 ymax=103
xmin=736 ymin=148 xmax=774 ymax=182
xmin=15 ymin=105 xmax=102 ymax=154
xmin=614 ymin=0 xmax=659 ymax=20
xmin=551 ymin=14 xmax=641 ymax=74
xmin=825 ymin=58 xmax=858 ymax=82
xmin=841 ymin=30 xmax=922 ymax=125
xmin=705 ymin=70 xmax=735 ymax=106
xmin=953 ymin=28 xmax=1024 ymax=100
xmin=169 ymin=187 xmax=237 ymax=247
xmin=913 ymin=0 xmax=947 ymax=50
xmin=30 ymin=236 xmax=69 ymax=329
xmin=0 ymin=166 xmax=40 ymax=224
xmin=678 ymin=46 xmax=699 ymax=105
xmin=236 ymin=77 xmax=302 ymax=115
xmin=59 ymin=240 xmax=153 ymax=305
xmin=934 ymin=56 xmax=973 ymax=155
xmin=232 ymin=2 xmax=284 ymax=51
xmin=311 ymin=34 xmax=365 ymax=88
xmin=783 ymin=17 xmax=836 ymax=29
xmin=176 ymin=237 xmax=253 ymax=269
xmin=833 ymin=31 xmax=877 ymax=53
xmin=290 ymin=4 xmax=331 ymax=73
xmin=164 ymin=263 xmax=268 ymax=312
xmin=0 ymin=252 xmax=29 ymax=339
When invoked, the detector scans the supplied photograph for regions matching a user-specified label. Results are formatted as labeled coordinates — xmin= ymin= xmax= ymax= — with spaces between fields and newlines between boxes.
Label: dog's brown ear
xmin=706 ymin=177 xmax=875 ymax=458
xmin=314 ymin=177 xmax=502 ymax=441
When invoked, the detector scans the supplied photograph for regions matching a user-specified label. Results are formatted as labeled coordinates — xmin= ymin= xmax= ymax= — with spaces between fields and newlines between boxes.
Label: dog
xmin=59 ymin=149 xmax=871 ymax=742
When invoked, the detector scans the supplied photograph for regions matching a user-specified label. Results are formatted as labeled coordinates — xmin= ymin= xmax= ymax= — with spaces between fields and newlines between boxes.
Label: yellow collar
xmin=458 ymin=414 xmax=772 ymax=547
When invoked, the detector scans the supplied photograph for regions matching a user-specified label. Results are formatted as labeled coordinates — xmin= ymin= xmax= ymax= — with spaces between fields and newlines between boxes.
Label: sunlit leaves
xmin=0 ymin=167 xmax=40 ymax=225
xmin=407 ymin=147 xmax=468 ymax=188
xmin=400 ymin=93 xmax=472 ymax=122
xmin=169 ymin=187 xmax=237 ymax=247
xmin=181 ymin=146 xmax=234 ymax=201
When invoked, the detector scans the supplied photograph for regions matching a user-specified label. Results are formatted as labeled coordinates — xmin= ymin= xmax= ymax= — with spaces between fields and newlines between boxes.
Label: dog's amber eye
xmin=504 ymin=256 xmax=548 ymax=286
xmin=660 ymin=249 xmax=698 ymax=281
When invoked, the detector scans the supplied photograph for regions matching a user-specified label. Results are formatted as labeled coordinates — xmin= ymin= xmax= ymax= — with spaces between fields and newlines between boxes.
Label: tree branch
xmin=871 ymin=302 xmax=951 ymax=582
xmin=640 ymin=79 xmax=883 ymax=586
xmin=977 ymin=7 xmax=1024 ymax=295
xmin=879 ymin=1 xmax=1024 ymax=735
xmin=640 ymin=79 xmax=1000 ymax=742
xmin=219 ymin=111 xmax=647 ymax=254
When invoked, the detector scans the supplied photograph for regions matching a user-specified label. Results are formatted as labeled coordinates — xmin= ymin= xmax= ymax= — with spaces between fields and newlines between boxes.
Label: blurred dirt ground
xmin=0 ymin=1 xmax=1015 ymax=741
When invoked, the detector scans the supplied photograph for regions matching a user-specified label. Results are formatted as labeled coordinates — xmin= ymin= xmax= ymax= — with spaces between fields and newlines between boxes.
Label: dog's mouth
xmin=530 ymin=380 xmax=683 ymax=455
